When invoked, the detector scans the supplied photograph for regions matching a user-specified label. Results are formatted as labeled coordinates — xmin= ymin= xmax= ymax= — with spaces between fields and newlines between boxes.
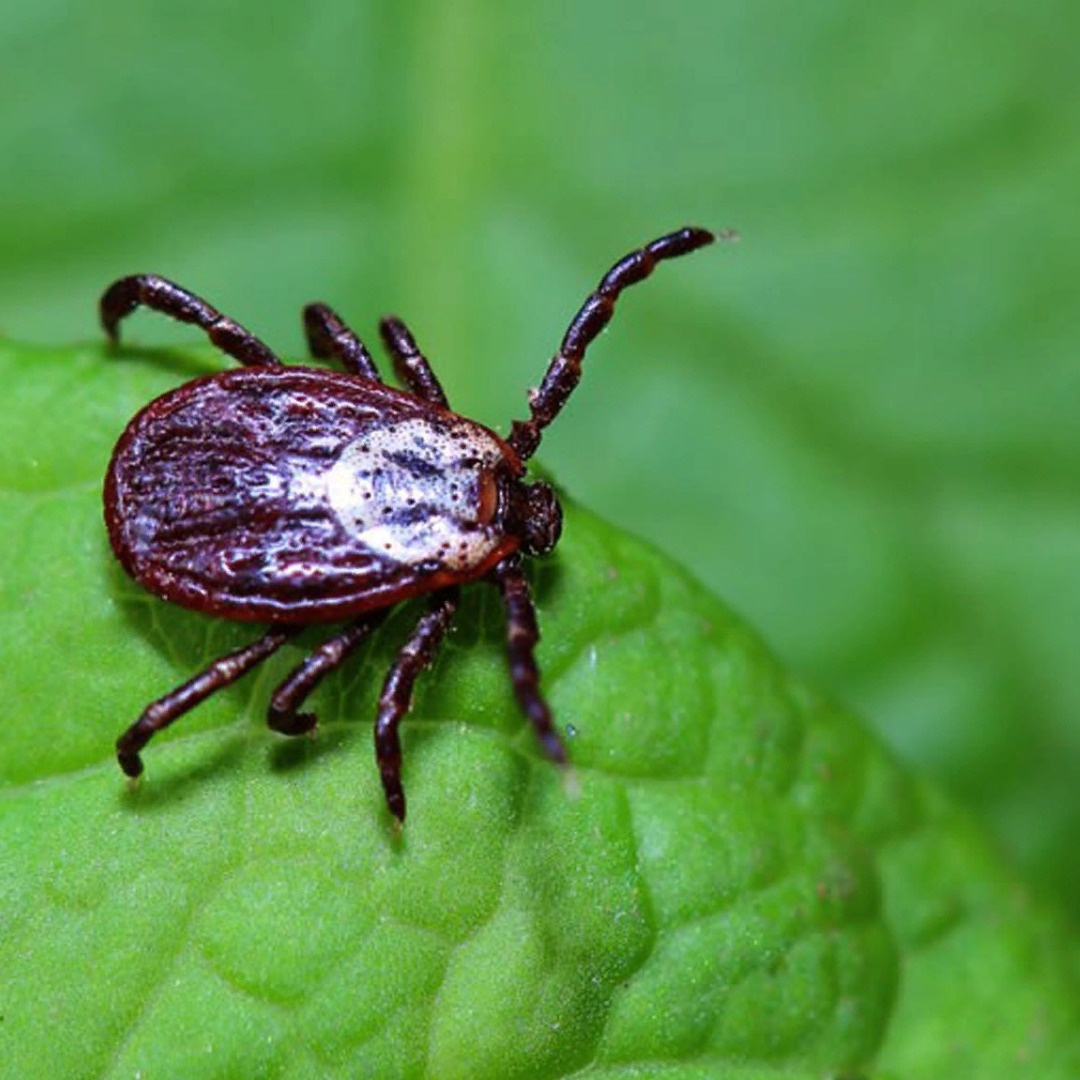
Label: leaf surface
xmin=1 ymin=342 xmax=1077 ymax=1078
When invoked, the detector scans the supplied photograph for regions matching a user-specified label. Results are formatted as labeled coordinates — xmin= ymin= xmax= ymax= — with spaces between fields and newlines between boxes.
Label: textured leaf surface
xmin=1 ymin=342 xmax=1077 ymax=1077
xmin=1 ymin=1 xmax=1077 ymax=914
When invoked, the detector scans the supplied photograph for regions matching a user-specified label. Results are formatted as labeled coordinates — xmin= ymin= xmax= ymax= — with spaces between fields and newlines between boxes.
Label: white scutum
xmin=324 ymin=416 xmax=502 ymax=569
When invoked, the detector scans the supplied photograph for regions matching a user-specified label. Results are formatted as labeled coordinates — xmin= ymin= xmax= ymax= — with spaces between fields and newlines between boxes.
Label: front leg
xmin=508 ymin=226 xmax=719 ymax=460
xmin=490 ymin=556 xmax=567 ymax=765
xmin=100 ymin=275 xmax=281 ymax=367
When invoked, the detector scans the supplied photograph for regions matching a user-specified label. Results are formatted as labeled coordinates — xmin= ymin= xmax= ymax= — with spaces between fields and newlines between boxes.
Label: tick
xmin=101 ymin=226 xmax=717 ymax=821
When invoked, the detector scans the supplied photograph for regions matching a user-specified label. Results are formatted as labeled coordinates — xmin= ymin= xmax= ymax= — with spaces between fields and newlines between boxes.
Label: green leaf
xmin=1 ymin=1 xmax=1077 ymax=915
xmin=2 ymin=341 xmax=1078 ymax=1077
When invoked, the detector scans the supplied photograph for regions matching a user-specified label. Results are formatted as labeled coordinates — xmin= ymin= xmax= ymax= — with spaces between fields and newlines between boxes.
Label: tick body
xmin=101 ymin=225 xmax=718 ymax=821
xmin=107 ymin=369 xmax=522 ymax=623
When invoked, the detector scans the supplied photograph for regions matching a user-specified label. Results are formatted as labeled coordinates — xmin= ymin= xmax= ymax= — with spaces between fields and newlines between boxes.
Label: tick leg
xmin=375 ymin=587 xmax=459 ymax=822
xmin=266 ymin=610 xmax=388 ymax=736
xmin=303 ymin=302 xmax=382 ymax=382
xmin=378 ymin=316 xmax=449 ymax=407
xmin=490 ymin=556 xmax=567 ymax=765
xmin=508 ymin=226 xmax=724 ymax=460
xmin=100 ymin=274 xmax=281 ymax=367
xmin=116 ymin=627 xmax=296 ymax=777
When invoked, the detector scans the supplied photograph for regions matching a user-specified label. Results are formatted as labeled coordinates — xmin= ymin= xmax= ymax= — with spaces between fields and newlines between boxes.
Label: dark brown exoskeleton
xmin=101 ymin=226 xmax=719 ymax=821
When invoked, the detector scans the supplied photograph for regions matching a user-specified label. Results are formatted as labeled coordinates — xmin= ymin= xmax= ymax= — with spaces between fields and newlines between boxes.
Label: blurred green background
xmin=2 ymin=1 xmax=1077 ymax=915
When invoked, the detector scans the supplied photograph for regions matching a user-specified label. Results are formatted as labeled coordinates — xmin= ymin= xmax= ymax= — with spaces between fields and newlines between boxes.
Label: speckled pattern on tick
xmin=101 ymin=226 xmax=719 ymax=821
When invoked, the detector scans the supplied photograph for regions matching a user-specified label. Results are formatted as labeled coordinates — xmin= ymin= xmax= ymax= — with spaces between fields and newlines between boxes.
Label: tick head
xmin=513 ymin=479 xmax=563 ymax=557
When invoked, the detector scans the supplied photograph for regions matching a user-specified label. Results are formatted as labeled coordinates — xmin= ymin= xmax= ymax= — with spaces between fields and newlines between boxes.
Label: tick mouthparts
xmin=516 ymin=481 xmax=563 ymax=557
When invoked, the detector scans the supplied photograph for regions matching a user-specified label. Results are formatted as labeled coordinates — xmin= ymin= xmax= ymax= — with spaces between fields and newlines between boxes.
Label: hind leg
xmin=100 ymin=275 xmax=281 ymax=367
xmin=116 ymin=626 xmax=297 ymax=777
